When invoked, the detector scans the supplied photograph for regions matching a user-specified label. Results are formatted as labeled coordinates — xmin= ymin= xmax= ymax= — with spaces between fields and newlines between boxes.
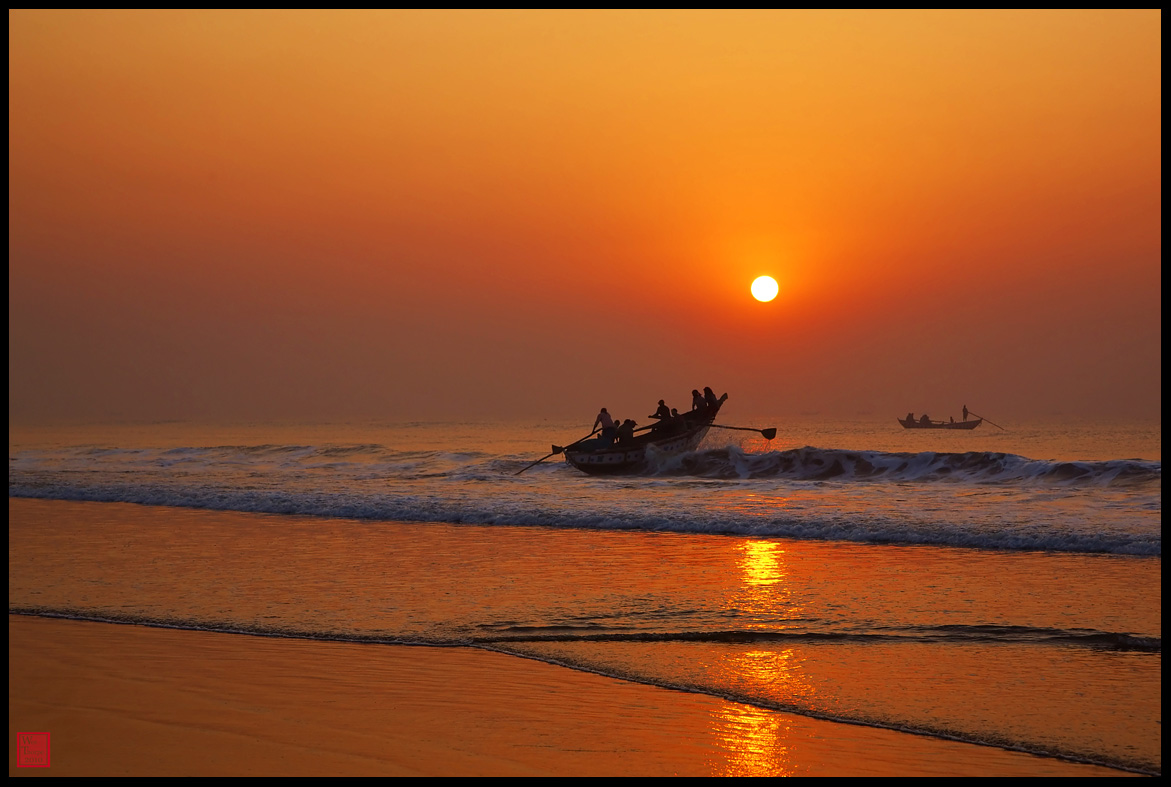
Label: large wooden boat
xmin=898 ymin=416 xmax=982 ymax=430
xmin=563 ymin=393 xmax=728 ymax=475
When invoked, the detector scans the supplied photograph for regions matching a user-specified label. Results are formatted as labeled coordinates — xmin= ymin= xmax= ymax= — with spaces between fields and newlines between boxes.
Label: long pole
xmin=969 ymin=412 xmax=1006 ymax=431
xmin=708 ymin=424 xmax=777 ymax=440
xmin=515 ymin=429 xmax=599 ymax=475
xmin=633 ymin=421 xmax=777 ymax=440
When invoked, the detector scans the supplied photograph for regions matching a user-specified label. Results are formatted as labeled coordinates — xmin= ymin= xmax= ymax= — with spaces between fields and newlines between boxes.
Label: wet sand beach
xmin=9 ymin=615 xmax=1129 ymax=776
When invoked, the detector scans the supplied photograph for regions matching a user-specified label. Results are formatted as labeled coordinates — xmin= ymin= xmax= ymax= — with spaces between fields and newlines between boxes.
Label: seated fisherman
xmin=616 ymin=419 xmax=636 ymax=445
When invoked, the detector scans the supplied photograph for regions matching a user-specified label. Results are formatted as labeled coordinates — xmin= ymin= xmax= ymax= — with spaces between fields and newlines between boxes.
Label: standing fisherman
xmin=593 ymin=407 xmax=617 ymax=446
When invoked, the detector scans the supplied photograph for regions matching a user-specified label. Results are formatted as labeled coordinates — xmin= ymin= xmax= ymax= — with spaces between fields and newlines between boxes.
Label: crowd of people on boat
xmin=591 ymin=386 xmax=722 ymax=448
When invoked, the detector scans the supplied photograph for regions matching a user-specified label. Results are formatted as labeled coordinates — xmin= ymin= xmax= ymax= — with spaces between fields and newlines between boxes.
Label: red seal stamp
xmin=16 ymin=732 xmax=50 ymax=768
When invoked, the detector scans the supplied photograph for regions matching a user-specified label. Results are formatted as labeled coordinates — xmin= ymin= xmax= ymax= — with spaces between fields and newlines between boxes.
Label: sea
xmin=8 ymin=415 xmax=1161 ymax=775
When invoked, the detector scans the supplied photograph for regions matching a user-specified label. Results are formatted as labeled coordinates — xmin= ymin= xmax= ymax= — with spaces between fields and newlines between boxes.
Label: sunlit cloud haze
xmin=9 ymin=10 xmax=1161 ymax=424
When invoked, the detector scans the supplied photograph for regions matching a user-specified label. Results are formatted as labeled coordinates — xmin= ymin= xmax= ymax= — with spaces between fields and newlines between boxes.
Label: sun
xmin=751 ymin=276 xmax=779 ymax=302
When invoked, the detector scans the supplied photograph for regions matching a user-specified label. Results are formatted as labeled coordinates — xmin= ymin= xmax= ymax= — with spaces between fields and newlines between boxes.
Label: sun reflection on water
xmin=704 ymin=541 xmax=820 ymax=775
xmin=706 ymin=648 xmax=820 ymax=776
xmin=734 ymin=540 xmax=798 ymax=627
xmin=710 ymin=697 xmax=795 ymax=776
xmin=740 ymin=539 xmax=786 ymax=586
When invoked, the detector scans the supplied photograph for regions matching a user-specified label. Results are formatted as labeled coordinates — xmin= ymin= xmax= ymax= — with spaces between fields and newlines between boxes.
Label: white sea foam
xmin=8 ymin=422 xmax=1161 ymax=556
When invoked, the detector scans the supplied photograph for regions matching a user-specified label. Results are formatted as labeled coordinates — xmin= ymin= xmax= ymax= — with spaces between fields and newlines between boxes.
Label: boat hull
xmin=898 ymin=417 xmax=982 ymax=430
xmin=564 ymin=423 xmax=713 ymax=474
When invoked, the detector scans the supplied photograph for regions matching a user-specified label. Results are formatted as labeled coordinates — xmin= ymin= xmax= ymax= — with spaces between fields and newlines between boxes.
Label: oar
xmin=709 ymin=424 xmax=777 ymax=440
xmin=515 ymin=429 xmax=599 ymax=475
xmin=633 ymin=421 xmax=777 ymax=440
xmin=968 ymin=412 xmax=1006 ymax=432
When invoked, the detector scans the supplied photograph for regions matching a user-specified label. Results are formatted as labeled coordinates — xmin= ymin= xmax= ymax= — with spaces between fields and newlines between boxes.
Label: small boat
xmin=898 ymin=416 xmax=982 ymax=430
xmin=563 ymin=393 xmax=728 ymax=475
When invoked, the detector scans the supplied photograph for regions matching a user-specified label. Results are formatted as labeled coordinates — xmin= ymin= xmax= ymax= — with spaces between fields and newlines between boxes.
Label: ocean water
xmin=8 ymin=416 xmax=1161 ymax=775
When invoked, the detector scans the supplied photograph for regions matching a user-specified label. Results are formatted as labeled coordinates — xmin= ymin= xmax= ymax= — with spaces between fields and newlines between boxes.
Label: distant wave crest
xmin=642 ymin=445 xmax=1161 ymax=486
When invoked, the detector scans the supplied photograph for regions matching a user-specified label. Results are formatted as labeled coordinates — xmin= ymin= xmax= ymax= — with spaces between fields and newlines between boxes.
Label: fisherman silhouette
xmin=703 ymin=387 xmax=719 ymax=410
xmin=647 ymin=400 xmax=672 ymax=433
xmin=616 ymin=419 xmax=636 ymax=445
xmin=593 ymin=407 xmax=616 ymax=445
xmin=648 ymin=400 xmax=671 ymax=421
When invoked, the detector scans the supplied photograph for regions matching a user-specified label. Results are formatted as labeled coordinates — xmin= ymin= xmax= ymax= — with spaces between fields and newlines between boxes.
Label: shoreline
xmin=8 ymin=615 xmax=1131 ymax=777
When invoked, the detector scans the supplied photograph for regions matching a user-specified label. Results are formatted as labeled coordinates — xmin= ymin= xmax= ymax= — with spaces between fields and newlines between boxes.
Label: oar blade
xmin=761 ymin=428 xmax=777 ymax=440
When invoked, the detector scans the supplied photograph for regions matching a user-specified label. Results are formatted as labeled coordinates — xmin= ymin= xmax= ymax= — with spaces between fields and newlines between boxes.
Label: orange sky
xmin=9 ymin=10 xmax=1162 ymax=423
